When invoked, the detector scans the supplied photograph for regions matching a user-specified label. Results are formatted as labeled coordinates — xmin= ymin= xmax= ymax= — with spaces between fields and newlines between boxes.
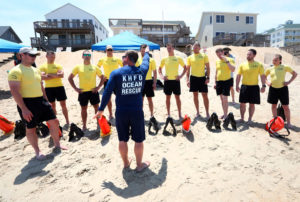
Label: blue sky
xmin=0 ymin=0 xmax=299 ymax=45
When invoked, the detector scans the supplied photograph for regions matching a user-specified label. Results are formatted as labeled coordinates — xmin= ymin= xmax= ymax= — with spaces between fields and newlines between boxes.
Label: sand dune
xmin=0 ymin=46 xmax=300 ymax=201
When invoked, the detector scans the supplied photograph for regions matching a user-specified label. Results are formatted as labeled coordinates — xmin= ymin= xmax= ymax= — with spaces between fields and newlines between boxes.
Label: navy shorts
xmin=17 ymin=97 xmax=56 ymax=129
xmin=115 ymin=110 xmax=145 ymax=143
xmin=45 ymin=86 xmax=67 ymax=103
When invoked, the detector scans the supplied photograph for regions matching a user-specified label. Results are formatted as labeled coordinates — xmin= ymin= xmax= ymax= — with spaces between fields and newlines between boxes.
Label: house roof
xmin=203 ymin=11 xmax=259 ymax=15
xmin=45 ymin=3 xmax=108 ymax=32
xmin=143 ymin=21 xmax=186 ymax=27
xmin=0 ymin=26 xmax=22 ymax=43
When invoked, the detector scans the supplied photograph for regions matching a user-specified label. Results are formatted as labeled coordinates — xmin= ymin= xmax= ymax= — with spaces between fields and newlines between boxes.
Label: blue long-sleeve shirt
xmin=99 ymin=53 xmax=150 ymax=112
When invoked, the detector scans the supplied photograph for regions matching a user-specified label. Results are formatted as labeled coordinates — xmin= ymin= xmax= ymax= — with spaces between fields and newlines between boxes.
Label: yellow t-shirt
xmin=8 ymin=64 xmax=43 ymax=98
xmin=97 ymin=56 xmax=122 ymax=79
xmin=136 ymin=57 xmax=156 ymax=80
xmin=72 ymin=64 xmax=102 ymax=92
xmin=238 ymin=61 xmax=264 ymax=85
xmin=187 ymin=53 xmax=209 ymax=77
xmin=38 ymin=63 xmax=63 ymax=88
xmin=265 ymin=65 xmax=294 ymax=88
xmin=216 ymin=57 xmax=235 ymax=81
xmin=159 ymin=56 xmax=185 ymax=80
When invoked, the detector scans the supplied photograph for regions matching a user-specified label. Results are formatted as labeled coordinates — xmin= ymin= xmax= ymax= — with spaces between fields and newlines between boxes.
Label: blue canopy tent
xmin=0 ymin=38 xmax=27 ymax=52
xmin=91 ymin=31 xmax=160 ymax=51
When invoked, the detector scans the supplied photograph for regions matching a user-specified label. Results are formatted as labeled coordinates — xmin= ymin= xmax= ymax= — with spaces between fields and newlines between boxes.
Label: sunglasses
xmin=83 ymin=54 xmax=91 ymax=57
xmin=24 ymin=53 xmax=37 ymax=58
xmin=106 ymin=49 xmax=113 ymax=51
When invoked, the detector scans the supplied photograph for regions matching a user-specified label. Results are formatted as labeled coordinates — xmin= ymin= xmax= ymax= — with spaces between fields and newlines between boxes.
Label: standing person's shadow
xmin=14 ymin=153 xmax=58 ymax=185
xmin=102 ymin=158 xmax=168 ymax=198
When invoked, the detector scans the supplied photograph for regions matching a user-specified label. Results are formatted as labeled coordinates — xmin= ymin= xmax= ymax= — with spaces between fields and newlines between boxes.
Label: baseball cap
xmin=106 ymin=45 xmax=113 ymax=50
xmin=19 ymin=47 xmax=40 ymax=55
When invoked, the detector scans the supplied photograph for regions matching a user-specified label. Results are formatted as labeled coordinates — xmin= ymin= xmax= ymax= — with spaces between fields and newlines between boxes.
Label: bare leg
xmin=50 ymin=102 xmax=57 ymax=115
xmin=248 ymin=104 xmax=255 ymax=122
xmin=135 ymin=142 xmax=150 ymax=171
xmin=60 ymin=100 xmax=69 ymax=124
xmin=240 ymin=103 xmax=246 ymax=122
xmin=271 ymin=104 xmax=277 ymax=117
xmin=193 ymin=92 xmax=199 ymax=116
xmin=26 ymin=128 xmax=42 ymax=157
xmin=175 ymin=95 xmax=182 ymax=119
xmin=48 ymin=118 xmax=67 ymax=150
xmin=93 ymin=104 xmax=100 ymax=128
xmin=230 ymin=87 xmax=235 ymax=103
xmin=107 ymin=98 xmax=113 ymax=119
xmin=201 ymin=92 xmax=209 ymax=118
xmin=119 ymin=141 xmax=130 ymax=168
xmin=81 ymin=105 xmax=88 ymax=130
xmin=282 ymin=105 xmax=291 ymax=127
xmin=147 ymin=97 xmax=154 ymax=117
xmin=166 ymin=95 xmax=171 ymax=117
xmin=220 ymin=95 xmax=228 ymax=119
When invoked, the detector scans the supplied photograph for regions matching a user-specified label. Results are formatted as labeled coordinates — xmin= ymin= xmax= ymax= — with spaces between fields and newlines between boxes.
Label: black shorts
xmin=78 ymin=91 xmax=100 ymax=106
xmin=17 ymin=97 xmax=56 ymax=129
xmin=216 ymin=79 xmax=231 ymax=96
xmin=143 ymin=80 xmax=155 ymax=97
xmin=229 ymin=78 xmax=234 ymax=87
xmin=189 ymin=76 xmax=208 ymax=93
xmin=164 ymin=80 xmax=181 ymax=95
xmin=115 ymin=110 xmax=145 ymax=143
xmin=239 ymin=85 xmax=260 ymax=104
xmin=45 ymin=86 xmax=67 ymax=103
xmin=267 ymin=86 xmax=289 ymax=105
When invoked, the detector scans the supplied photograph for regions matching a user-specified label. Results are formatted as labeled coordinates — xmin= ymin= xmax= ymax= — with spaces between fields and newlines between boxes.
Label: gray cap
xmin=19 ymin=47 xmax=40 ymax=55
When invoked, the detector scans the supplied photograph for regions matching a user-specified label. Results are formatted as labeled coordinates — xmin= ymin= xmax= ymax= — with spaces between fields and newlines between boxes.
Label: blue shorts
xmin=115 ymin=110 xmax=145 ymax=143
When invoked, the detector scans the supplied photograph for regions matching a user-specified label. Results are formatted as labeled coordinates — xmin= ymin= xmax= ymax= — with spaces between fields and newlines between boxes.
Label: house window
xmin=210 ymin=16 xmax=212 ymax=24
xmin=216 ymin=15 xmax=224 ymax=23
xmin=236 ymin=16 xmax=239 ymax=21
xmin=216 ymin=32 xmax=225 ymax=37
xmin=89 ymin=19 xmax=93 ymax=25
xmin=246 ymin=16 xmax=254 ymax=24
xmin=205 ymin=36 xmax=207 ymax=42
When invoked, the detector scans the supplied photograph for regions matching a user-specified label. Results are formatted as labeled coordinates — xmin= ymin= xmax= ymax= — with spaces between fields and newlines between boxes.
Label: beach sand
xmin=0 ymin=46 xmax=300 ymax=201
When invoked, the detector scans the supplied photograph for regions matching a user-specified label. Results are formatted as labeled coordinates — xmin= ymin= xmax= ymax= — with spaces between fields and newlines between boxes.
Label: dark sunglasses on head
xmin=24 ymin=53 xmax=37 ymax=58
xmin=107 ymin=49 xmax=113 ymax=51
xmin=83 ymin=54 xmax=91 ymax=57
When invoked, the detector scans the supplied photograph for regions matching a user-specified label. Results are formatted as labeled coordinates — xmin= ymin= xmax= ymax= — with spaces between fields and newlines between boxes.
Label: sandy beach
xmin=0 ymin=46 xmax=300 ymax=201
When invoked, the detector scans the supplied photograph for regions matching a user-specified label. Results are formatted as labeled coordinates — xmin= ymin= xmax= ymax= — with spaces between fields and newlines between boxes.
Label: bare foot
xmin=286 ymin=123 xmax=292 ymax=129
xmin=36 ymin=153 xmax=46 ymax=161
xmin=220 ymin=115 xmax=225 ymax=120
xmin=109 ymin=115 xmax=114 ymax=120
xmin=124 ymin=157 xmax=133 ymax=169
xmin=82 ymin=127 xmax=87 ymax=132
xmin=237 ymin=119 xmax=245 ymax=123
xmin=136 ymin=161 xmax=150 ymax=172
xmin=247 ymin=120 xmax=253 ymax=125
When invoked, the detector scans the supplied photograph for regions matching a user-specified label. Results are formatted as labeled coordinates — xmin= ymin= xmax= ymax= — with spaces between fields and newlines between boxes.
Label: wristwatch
xmin=206 ymin=77 xmax=210 ymax=80
xmin=262 ymin=84 xmax=266 ymax=87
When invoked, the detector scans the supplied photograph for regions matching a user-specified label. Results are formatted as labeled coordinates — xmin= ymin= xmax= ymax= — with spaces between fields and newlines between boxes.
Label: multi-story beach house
xmin=31 ymin=3 xmax=108 ymax=51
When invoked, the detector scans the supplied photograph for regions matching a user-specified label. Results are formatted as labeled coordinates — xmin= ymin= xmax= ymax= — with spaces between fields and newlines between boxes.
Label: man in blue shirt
xmin=94 ymin=47 xmax=151 ymax=172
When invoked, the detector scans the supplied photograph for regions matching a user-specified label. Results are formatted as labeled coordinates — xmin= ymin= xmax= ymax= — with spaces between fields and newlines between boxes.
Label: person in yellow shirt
xmin=97 ymin=45 xmax=122 ymax=120
xmin=136 ymin=44 xmax=157 ymax=122
xmin=159 ymin=43 xmax=187 ymax=120
xmin=236 ymin=49 xmax=266 ymax=123
xmin=8 ymin=47 xmax=66 ymax=160
xmin=39 ymin=51 xmax=69 ymax=125
xmin=265 ymin=54 xmax=297 ymax=128
xmin=223 ymin=47 xmax=236 ymax=103
xmin=214 ymin=48 xmax=235 ymax=119
xmin=68 ymin=50 xmax=104 ymax=131
xmin=186 ymin=42 xmax=210 ymax=118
